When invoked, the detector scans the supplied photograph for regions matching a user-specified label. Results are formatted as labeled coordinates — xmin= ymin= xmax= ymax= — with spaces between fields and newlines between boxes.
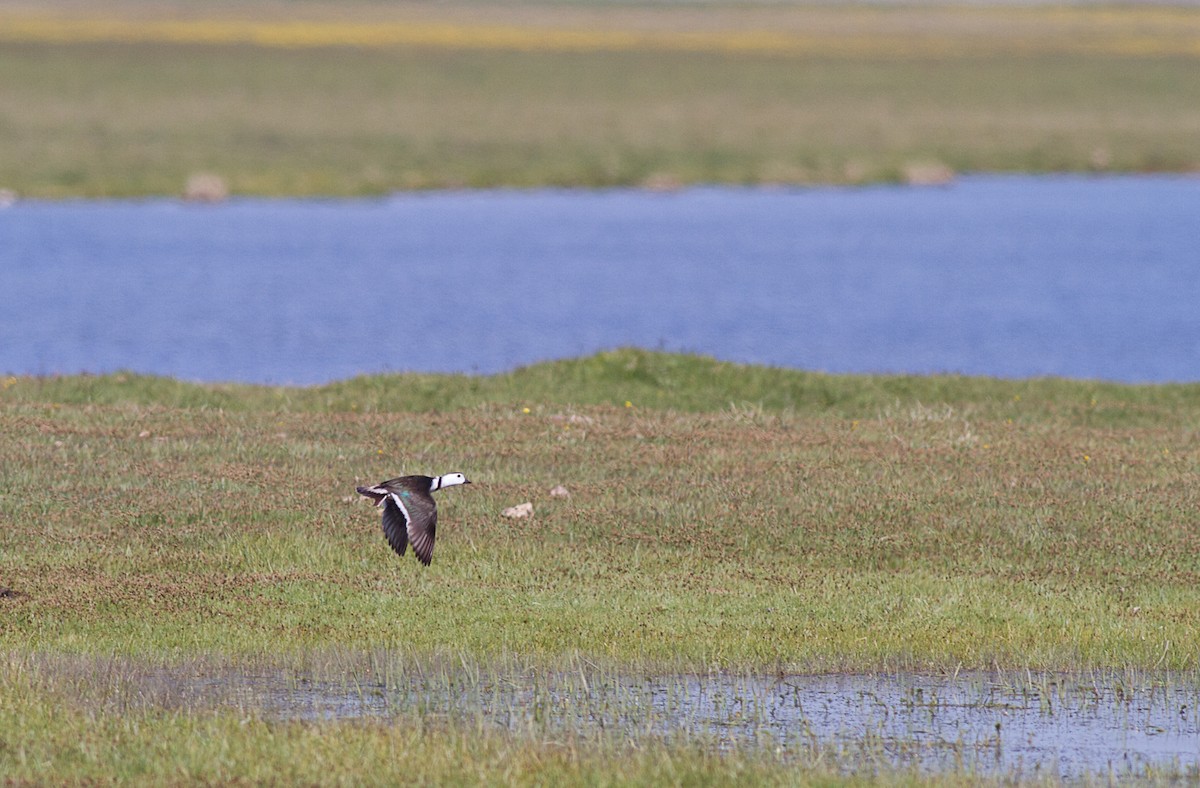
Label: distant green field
xmin=1 ymin=2 xmax=1198 ymax=196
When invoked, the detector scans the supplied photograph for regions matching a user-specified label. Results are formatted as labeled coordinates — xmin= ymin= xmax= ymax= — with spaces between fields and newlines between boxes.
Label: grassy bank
xmin=1 ymin=3 xmax=1199 ymax=196
xmin=3 ymin=350 xmax=1200 ymax=670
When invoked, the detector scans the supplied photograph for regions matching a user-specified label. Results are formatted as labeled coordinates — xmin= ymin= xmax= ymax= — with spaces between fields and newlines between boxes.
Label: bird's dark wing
xmin=408 ymin=507 xmax=438 ymax=566
xmin=380 ymin=495 xmax=409 ymax=558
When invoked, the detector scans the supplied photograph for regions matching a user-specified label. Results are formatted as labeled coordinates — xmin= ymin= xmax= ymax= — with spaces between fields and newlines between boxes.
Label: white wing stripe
xmin=389 ymin=493 xmax=412 ymax=526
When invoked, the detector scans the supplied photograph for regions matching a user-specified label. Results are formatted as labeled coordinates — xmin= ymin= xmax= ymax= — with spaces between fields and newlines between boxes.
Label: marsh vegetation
xmin=7 ymin=651 xmax=1200 ymax=781
xmin=4 ymin=351 xmax=1200 ymax=780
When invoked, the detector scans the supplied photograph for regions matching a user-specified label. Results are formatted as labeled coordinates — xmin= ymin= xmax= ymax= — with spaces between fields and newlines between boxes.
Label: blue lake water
xmin=1 ymin=175 xmax=1197 ymax=385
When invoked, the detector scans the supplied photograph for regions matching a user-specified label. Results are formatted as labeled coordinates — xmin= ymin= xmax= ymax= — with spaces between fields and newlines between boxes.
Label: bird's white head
xmin=433 ymin=473 xmax=471 ymax=491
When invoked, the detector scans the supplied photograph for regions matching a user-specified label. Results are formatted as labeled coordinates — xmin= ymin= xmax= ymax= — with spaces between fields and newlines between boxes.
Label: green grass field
xmin=1 ymin=2 xmax=1198 ymax=197
xmin=6 ymin=349 xmax=1200 ymax=669
xmin=4 ymin=351 xmax=1200 ymax=780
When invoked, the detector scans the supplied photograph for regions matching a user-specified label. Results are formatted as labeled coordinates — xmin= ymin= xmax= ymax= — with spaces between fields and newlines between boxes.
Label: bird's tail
xmin=356 ymin=485 xmax=388 ymax=506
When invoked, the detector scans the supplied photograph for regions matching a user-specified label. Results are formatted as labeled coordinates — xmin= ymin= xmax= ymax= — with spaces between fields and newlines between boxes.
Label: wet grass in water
xmin=4 ymin=651 xmax=1199 ymax=782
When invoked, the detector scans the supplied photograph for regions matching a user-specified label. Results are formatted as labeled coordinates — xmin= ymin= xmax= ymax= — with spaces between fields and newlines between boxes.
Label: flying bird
xmin=356 ymin=473 xmax=471 ymax=566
